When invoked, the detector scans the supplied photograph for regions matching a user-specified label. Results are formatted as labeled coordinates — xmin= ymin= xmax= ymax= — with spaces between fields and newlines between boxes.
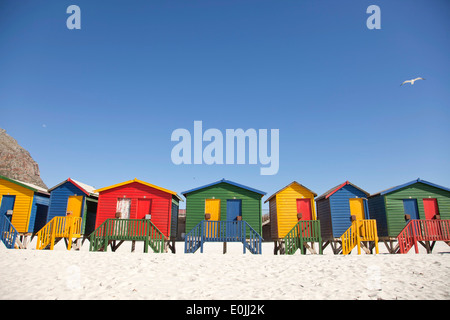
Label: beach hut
xmin=89 ymin=178 xmax=182 ymax=253
xmin=182 ymin=179 xmax=265 ymax=254
xmin=35 ymin=178 xmax=98 ymax=250
xmin=265 ymin=181 xmax=322 ymax=255
xmin=316 ymin=181 xmax=379 ymax=255
xmin=368 ymin=178 xmax=450 ymax=254
xmin=0 ymin=174 xmax=50 ymax=249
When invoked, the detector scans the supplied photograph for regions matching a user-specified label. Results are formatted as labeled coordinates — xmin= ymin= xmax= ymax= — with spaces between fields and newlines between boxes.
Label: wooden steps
xmin=35 ymin=216 xmax=82 ymax=250
xmin=89 ymin=219 xmax=167 ymax=253
xmin=275 ymin=220 xmax=322 ymax=255
xmin=396 ymin=219 xmax=450 ymax=254
xmin=340 ymin=219 xmax=379 ymax=255
xmin=184 ymin=220 xmax=263 ymax=254
xmin=0 ymin=215 xmax=23 ymax=249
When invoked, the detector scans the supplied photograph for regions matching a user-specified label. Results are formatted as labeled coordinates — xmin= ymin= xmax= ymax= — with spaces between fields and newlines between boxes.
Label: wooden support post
xmin=67 ymin=227 xmax=73 ymax=251
xmin=356 ymin=222 xmax=361 ymax=255
xmin=50 ymin=227 xmax=56 ymax=251
xmin=425 ymin=241 xmax=431 ymax=254
xmin=430 ymin=241 xmax=436 ymax=253
xmin=104 ymin=220 xmax=109 ymax=252
xmin=374 ymin=237 xmax=379 ymax=254
xmin=322 ymin=240 xmax=330 ymax=253
xmin=131 ymin=240 xmax=136 ymax=252
xmin=200 ymin=221 xmax=204 ymax=254
xmin=223 ymin=242 xmax=227 ymax=254
xmin=144 ymin=237 xmax=149 ymax=253
xmin=21 ymin=235 xmax=28 ymax=249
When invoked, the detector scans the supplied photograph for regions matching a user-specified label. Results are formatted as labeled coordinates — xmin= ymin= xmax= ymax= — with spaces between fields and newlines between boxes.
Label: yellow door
xmin=349 ymin=198 xmax=365 ymax=236
xmin=66 ymin=196 xmax=83 ymax=218
xmin=205 ymin=199 xmax=220 ymax=238
xmin=349 ymin=198 xmax=365 ymax=220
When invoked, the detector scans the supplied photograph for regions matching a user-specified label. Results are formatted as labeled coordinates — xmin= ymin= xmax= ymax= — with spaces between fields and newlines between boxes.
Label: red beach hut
xmin=91 ymin=178 xmax=182 ymax=253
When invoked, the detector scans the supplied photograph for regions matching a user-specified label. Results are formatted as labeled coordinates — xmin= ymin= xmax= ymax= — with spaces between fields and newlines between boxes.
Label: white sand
xmin=1 ymin=239 xmax=449 ymax=300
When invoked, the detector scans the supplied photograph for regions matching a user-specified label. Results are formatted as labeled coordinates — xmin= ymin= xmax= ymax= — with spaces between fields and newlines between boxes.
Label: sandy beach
xmin=1 ymin=239 xmax=449 ymax=300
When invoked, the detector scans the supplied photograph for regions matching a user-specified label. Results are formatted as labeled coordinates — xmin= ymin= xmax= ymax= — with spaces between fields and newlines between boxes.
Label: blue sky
xmin=1 ymin=0 xmax=449 ymax=208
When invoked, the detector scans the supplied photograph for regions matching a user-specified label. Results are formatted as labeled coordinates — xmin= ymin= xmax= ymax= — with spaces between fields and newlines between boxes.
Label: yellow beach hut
xmin=0 ymin=175 xmax=50 ymax=248
xmin=265 ymin=181 xmax=322 ymax=255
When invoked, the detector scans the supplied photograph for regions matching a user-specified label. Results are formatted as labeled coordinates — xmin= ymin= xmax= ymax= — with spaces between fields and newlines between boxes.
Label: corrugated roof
xmin=48 ymin=178 xmax=98 ymax=197
xmin=264 ymin=181 xmax=317 ymax=203
xmin=370 ymin=178 xmax=450 ymax=197
xmin=181 ymin=179 xmax=266 ymax=197
xmin=94 ymin=178 xmax=183 ymax=201
xmin=316 ymin=181 xmax=369 ymax=201
xmin=0 ymin=174 xmax=49 ymax=195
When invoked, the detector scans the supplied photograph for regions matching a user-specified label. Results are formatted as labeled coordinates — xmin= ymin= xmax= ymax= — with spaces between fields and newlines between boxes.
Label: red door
xmin=136 ymin=199 xmax=152 ymax=236
xmin=296 ymin=199 xmax=312 ymax=220
xmin=423 ymin=198 xmax=439 ymax=220
xmin=137 ymin=199 xmax=152 ymax=219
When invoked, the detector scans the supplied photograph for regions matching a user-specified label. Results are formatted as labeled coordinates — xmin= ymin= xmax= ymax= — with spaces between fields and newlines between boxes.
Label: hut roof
xmin=264 ymin=181 xmax=317 ymax=203
xmin=48 ymin=178 xmax=98 ymax=197
xmin=316 ymin=181 xmax=369 ymax=201
xmin=0 ymin=174 xmax=49 ymax=195
xmin=94 ymin=178 xmax=183 ymax=201
xmin=370 ymin=178 xmax=450 ymax=197
xmin=181 ymin=179 xmax=266 ymax=197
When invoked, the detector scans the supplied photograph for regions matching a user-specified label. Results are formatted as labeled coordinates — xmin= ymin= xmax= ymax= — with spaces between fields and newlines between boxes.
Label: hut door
xmin=116 ymin=198 xmax=131 ymax=219
xmin=137 ymin=199 xmax=152 ymax=220
xmin=296 ymin=199 xmax=312 ymax=220
xmin=226 ymin=200 xmax=242 ymax=239
xmin=403 ymin=199 xmax=419 ymax=220
xmin=205 ymin=199 xmax=220 ymax=238
xmin=349 ymin=198 xmax=365 ymax=220
xmin=226 ymin=199 xmax=242 ymax=221
xmin=0 ymin=195 xmax=16 ymax=221
xmin=423 ymin=199 xmax=439 ymax=220
xmin=66 ymin=196 xmax=83 ymax=218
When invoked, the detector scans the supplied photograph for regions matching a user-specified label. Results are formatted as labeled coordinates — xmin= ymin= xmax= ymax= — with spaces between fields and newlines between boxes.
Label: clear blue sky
xmin=1 ymin=0 xmax=449 ymax=208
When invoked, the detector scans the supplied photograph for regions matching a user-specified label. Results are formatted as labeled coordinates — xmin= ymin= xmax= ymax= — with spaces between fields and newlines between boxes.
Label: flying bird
xmin=400 ymin=77 xmax=425 ymax=86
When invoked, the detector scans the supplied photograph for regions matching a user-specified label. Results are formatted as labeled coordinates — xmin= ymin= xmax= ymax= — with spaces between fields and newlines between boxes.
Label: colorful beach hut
xmin=368 ymin=178 xmax=450 ymax=254
xmin=0 ymin=175 xmax=49 ymax=249
xmin=35 ymin=178 xmax=98 ymax=250
xmin=265 ymin=181 xmax=322 ymax=255
xmin=182 ymin=179 xmax=265 ymax=254
xmin=89 ymin=178 xmax=182 ymax=253
xmin=316 ymin=181 xmax=379 ymax=255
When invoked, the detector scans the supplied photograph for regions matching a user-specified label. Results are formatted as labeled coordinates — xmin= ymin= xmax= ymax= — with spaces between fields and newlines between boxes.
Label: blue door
xmin=226 ymin=199 xmax=242 ymax=239
xmin=33 ymin=204 xmax=49 ymax=233
xmin=0 ymin=195 xmax=16 ymax=221
xmin=403 ymin=199 xmax=419 ymax=220
xmin=226 ymin=199 xmax=242 ymax=221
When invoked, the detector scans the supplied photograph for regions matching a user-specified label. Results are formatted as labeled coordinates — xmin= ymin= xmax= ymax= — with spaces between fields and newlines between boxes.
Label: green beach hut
xmin=182 ymin=179 xmax=266 ymax=254
xmin=368 ymin=178 xmax=450 ymax=253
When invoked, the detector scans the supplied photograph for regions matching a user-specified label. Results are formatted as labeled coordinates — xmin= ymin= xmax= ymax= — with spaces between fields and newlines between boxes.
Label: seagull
xmin=400 ymin=77 xmax=425 ymax=86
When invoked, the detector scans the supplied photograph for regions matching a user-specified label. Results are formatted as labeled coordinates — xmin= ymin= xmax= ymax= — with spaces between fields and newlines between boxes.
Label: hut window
xmin=116 ymin=198 xmax=131 ymax=219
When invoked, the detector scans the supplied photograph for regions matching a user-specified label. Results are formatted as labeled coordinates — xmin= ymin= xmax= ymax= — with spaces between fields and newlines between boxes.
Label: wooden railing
xmin=341 ymin=219 xmax=379 ymax=255
xmin=184 ymin=220 xmax=263 ymax=254
xmin=36 ymin=216 xmax=82 ymax=250
xmin=89 ymin=219 xmax=166 ymax=253
xmin=283 ymin=220 xmax=322 ymax=255
xmin=0 ymin=215 xmax=19 ymax=249
xmin=184 ymin=221 xmax=203 ymax=254
xmin=397 ymin=219 xmax=450 ymax=254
